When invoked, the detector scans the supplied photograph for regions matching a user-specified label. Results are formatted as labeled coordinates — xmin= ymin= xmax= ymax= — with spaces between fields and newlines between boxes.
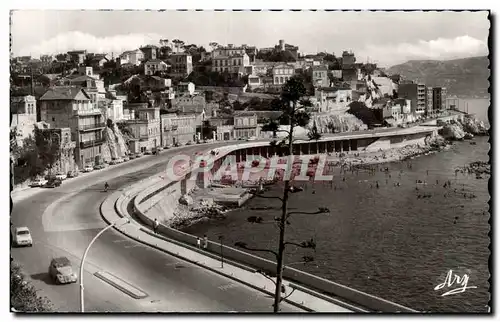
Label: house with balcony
xmin=212 ymin=53 xmax=251 ymax=75
xmin=272 ymin=64 xmax=295 ymax=86
xmin=10 ymin=95 xmax=37 ymax=147
xmin=144 ymin=59 xmax=170 ymax=75
xmin=233 ymin=111 xmax=258 ymax=139
xmin=123 ymin=107 xmax=161 ymax=153
xmin=119 ymin=49 xmax=144 ymax=66
xmin=39 ymin=86 xmax=106 ymax=168
xmin=170 ymin=53 xmax=193 ymax=78
xmin=398 ymin=82 xmax=427 ymax=115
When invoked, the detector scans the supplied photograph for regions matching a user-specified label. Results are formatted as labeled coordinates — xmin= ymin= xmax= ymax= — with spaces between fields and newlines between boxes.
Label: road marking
xmin=94 ymin=271 xmax=148 ymax=299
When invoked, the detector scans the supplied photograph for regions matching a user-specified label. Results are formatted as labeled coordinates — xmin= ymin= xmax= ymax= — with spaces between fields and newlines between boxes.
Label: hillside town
xmin=10 ymin=39 xmax=461 ymax=186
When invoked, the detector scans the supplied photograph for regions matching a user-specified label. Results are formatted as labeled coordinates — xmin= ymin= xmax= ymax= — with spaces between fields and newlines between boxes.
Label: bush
xmin=11 ymin=261 xmax=53 ymax=312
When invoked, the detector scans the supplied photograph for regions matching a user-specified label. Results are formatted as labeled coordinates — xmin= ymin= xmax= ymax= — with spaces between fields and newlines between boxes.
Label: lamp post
xmin=218 ymin=236 xmax=224 ymax=268
xmin=80 ymin=218 xmax=129 ymax=312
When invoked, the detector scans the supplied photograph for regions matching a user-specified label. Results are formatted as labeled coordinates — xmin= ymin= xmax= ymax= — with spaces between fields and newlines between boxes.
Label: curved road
xmin=11 ymin=143 xmax=301 ymax=312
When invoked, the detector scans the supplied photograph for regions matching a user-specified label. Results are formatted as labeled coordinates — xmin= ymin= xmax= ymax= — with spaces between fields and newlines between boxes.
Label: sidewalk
xmin=101 ymin=189 xmax=357 ymax=313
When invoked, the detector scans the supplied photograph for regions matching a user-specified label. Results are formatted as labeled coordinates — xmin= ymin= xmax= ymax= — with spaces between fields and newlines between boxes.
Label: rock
xmin=179 ymin=194 xmax=194 ymax=206
xmin=440 ymin=123 xmax=466 ymax=140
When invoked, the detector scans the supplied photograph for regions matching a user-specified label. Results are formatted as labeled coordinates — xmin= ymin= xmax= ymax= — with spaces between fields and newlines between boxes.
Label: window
xmin=275 ymin=77 xmax=279 ymax=83
xmin=52 ymin=117 xmax=55 ymax=121
xmin=280 ymin=77 xmax=284 ymax=84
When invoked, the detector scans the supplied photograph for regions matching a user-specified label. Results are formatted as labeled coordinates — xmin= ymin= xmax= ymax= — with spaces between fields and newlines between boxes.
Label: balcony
xmin=79 ymin=122 xmax=106 ymax=131
xmin=80 ymin=137 xmax=106 ymax=149
xmin=75 ymin=108 xmax=102 ymax=116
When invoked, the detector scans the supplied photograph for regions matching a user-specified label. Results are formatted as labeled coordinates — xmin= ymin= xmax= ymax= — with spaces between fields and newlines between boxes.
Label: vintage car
xmin=55 ymin=173 xmax=67 ymax=181
xmin=83 ymin=165 xmax=94 ymax=173
xmin=44 ymin=178 xmax=62 ymax=188
xmin=14 ymin=227 xmax=33 ymax=247
xmin=30 ymin=178 xmax=48 ymax=187
xmin=94 ymin=163 xmax=107 ymax=170
xmin=48 ymin=257 xmax=78 ymax=284
xmin=67 ymin=170 xmax=79 ymax=178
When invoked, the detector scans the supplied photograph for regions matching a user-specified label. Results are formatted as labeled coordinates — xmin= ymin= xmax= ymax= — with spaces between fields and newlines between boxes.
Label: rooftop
xmin=40 ymin=86 xmax=89 ymax=101
xmin=234 ymin=111 xmax=257 ymax=117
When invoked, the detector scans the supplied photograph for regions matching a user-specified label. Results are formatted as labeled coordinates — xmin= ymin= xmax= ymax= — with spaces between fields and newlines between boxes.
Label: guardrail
xmin=129 ymin=142 xmax=418 ymax=313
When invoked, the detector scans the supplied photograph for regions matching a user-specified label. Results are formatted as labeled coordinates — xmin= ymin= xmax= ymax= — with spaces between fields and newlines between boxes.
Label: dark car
xmin=49 ymin=257 xmax=77 ymax=284
xmin=44 ymin=179 xmax=62 ymax=188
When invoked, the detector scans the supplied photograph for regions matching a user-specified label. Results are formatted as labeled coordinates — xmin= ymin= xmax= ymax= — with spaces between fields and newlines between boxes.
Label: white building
xmin=119 ymin=49 xmax=144 ymax=66
xmin=144 ymin=59 xmax=170 ymax=75
xmin=272 ymin=64 xmax=295 ymax=85
xmin=314 ymin=87 xmax=352 ymax=113
xmin=212 ymin=53 xmax=250 ymax=75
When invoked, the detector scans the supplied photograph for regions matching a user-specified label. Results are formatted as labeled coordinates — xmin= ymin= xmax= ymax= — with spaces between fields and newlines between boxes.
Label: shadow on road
xmin=30 ymin=272 xmax=56 ymax=285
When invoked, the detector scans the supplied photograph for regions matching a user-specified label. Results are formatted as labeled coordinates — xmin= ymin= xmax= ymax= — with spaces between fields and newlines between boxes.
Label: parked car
xmin=48 ymin=257 xmax=78 ymax=284
xmin=30 ymin=178 xmax=48 ymax=187
xmin=109 ymin=159 xmax=119 ymax=165
xmin=67 ymin=170 xmax=79 ymax=178
xmin=145 ymin=150 xmax=153 ymax=155
xmin=185 ymin=141 xmax=193 ymax=146
xmin=135 ymin=153 xmax=144 ymax=158
xmin=83 ymin=166 xmax=94 ymax=173
xmin=246 ymin=136 xmax=257 ymax=141
xmin=129 ymin=154 xmax=136 ymax=160
xmin=94 ymin=163 xmax=107 ymax=170
xmin=44 ymin=179 xmax=62 ymax=188
xmin=173 ymin=142 xmax=180 ymax=147
xmin=14 ymin=227 xmax=33 ymax=247
xmin=123 ymin=156 xmax=130 ymax=162
xmin=55 ymin=173 xmax=67 ymax=181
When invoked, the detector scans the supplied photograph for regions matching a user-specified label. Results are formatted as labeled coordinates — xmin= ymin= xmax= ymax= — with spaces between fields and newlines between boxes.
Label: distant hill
xmin=386 ymin=56 xmax=490 ymax=98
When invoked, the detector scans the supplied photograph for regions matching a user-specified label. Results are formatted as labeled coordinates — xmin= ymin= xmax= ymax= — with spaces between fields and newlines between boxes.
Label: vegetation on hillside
xmin=11 ymin=260 xmax=53 ymax=312
xmin=386 ymin=56 xmax=489 ymax=98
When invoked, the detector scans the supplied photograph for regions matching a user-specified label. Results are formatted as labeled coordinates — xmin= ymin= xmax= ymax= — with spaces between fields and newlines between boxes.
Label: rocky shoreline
xmin=440 ymin=115 xmax=489 ymax=140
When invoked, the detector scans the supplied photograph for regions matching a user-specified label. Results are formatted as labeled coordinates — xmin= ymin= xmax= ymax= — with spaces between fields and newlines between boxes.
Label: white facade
xmin=11 ymin=95 xmax=37 ymax=146
xmin=212 ymin=53 xmax=250 ymax=74
xmin=120 ymin=49 xmax=144 ymax=66
xmin=314 ymin=88 xmax=352 ymax=113
xmin=144 ymin=60 xmax=169 ymax=75
xmin=272 ymin=64 xmax=295 ymax=85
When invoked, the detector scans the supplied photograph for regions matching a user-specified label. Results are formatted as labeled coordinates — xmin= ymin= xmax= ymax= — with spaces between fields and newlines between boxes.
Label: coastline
xmin=168 ymin=135 xmax=451 ymax=231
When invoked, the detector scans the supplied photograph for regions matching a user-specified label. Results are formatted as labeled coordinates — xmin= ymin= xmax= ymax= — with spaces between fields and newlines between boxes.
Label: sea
xmin=183 ymin=98 xmax=491 ymax=312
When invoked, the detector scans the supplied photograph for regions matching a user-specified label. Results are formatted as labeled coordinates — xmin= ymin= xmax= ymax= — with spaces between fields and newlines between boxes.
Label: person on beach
xmin=197 ymin=237 xmax=201 ymax=249
xmin=203 ymin=235 xmax=208 ymax=249
xmin=153 ymin=218 xmax=159 ymax=234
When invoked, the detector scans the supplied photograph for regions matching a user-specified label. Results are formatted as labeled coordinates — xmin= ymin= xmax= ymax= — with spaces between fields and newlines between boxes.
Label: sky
xmin=10 ymin=10 xmax=490 ymax=67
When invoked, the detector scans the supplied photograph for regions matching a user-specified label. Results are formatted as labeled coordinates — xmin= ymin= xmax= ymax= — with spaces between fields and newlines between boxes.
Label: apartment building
xmin=39 ymin=86 xmax=106 ymax=168
xmin=124 ymin=107 xmax=161 ymax=153
xmin=233 ymin=111 xmax=258 ymax=139
xmin=170 ymin=53 xmax=193 ymax=78
xmin=212 ymin=44 xmax=257 ymax=63
xmin=140 ymin=45 xmax=159 ymax=61
xmin=212 ymin=53 xmax=250 ymax=75
xmin=398 ymin=82 xmax=427 ymax=115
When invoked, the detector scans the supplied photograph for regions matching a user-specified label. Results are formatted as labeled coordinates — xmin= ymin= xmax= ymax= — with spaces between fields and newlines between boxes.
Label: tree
xmin=235 ymin=76 xmax=329 ymax=312
xmin=11 ymin=260 xmax=53 ymax=312
xmin=172 ymin=39 xmax=185 ymax=53
xmin=308 ymin=120 xmax=321 ymax=141
xmin=209 ymin=42 xmax=219 ymax=52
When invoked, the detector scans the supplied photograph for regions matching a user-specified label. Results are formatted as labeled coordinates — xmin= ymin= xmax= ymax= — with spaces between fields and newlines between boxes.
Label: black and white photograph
xmin=8 ymin=3 xmax=492 ymax=315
